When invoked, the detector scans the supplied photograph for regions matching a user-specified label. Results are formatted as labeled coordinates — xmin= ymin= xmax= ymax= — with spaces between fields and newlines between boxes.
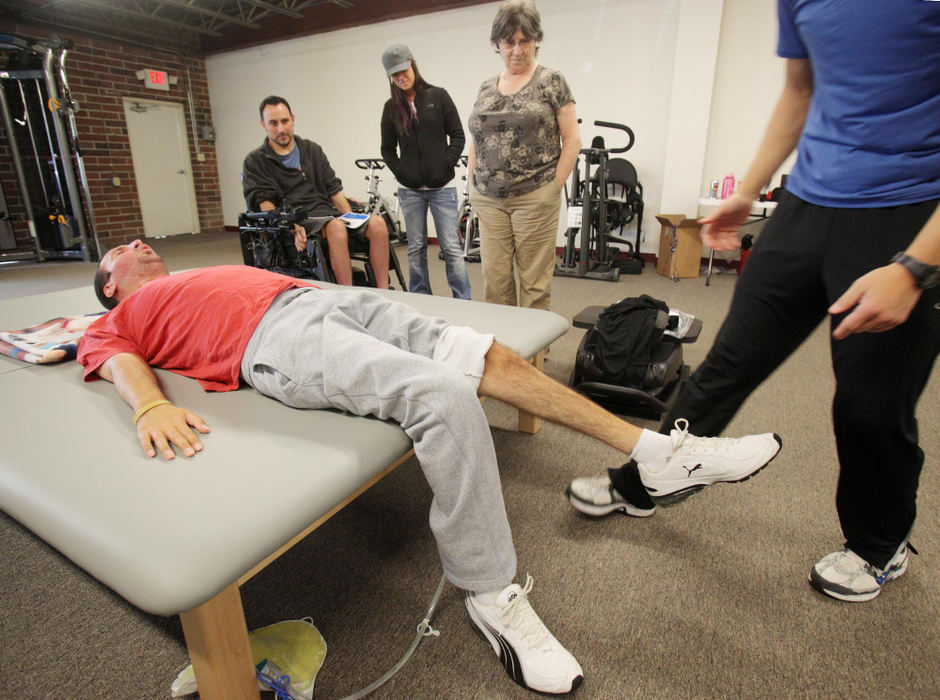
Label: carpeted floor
xmin=1 ymin=231 xmax=937 ymax=699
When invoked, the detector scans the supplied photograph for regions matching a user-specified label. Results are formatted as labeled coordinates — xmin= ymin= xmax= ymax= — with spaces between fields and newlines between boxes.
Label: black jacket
xmin=381 ymin=85 xmax=465 ymax=190
xmin=242 ymin=136 xmax=342 ymax=215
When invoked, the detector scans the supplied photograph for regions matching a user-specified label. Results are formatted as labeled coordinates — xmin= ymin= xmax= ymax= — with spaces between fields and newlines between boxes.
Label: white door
xmin=123 ymin=98 xmax=200 ymax=237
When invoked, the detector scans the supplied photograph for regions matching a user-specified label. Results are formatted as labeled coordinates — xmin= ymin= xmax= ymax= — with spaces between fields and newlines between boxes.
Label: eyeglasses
xmin=499 ymin=37 xmax=534 ymax=50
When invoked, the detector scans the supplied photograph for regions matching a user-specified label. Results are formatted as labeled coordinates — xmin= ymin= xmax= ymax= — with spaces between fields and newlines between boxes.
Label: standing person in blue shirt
xmin=567 ymin=0 xmax=939 ymax=603
xmin=380 ymin=44 xmax=472 ymax=299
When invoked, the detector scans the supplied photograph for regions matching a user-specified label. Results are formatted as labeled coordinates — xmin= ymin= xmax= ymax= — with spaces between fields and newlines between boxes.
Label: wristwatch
xmin=890 ymin=252 xmax=940 ymax=290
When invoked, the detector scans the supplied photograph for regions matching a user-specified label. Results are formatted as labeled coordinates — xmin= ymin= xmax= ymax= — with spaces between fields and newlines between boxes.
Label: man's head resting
xmin=94 ymin=240 xmax=169 ymax=310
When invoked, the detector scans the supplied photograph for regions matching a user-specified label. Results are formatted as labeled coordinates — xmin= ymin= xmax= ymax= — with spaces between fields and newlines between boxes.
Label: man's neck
xmin=268 ymin=137 xmax=296 ymax=156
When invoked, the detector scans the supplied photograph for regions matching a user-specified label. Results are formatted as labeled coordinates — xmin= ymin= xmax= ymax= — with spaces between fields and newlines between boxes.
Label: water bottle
xmin=720 ymin=173 xmax=735 ymax=199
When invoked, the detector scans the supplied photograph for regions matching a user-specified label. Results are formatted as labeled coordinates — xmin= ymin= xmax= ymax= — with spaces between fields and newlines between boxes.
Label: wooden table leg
xmin=179 ymin=583 xmax=259 ymax=700
xmin=517 ymin=350 xmax=545 ymax=434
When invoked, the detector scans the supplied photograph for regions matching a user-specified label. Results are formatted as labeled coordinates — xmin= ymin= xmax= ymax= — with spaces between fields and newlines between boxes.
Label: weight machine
xmin=554 ymin=120 xmax=644 ymax=282
xmin=0 ymin=31 xmax=99 ymax=263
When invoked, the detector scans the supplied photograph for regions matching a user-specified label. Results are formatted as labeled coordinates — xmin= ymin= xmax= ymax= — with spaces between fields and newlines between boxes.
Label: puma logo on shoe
xmin=683 ymin=463 xmax=703 ymax=477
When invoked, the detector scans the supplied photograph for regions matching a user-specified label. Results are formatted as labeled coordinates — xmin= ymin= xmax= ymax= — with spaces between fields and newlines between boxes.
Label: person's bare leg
xmin=366 ymin=216 xmax=390 ymax=289
xmin=477 ymin=342 xmax=642 ymax=456
xmin=324 ymin=221 xmax=353 ymax=285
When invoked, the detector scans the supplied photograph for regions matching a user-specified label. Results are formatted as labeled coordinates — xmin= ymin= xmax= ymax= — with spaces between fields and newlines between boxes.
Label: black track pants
xmin=662 ymin=192 xmax=940 ymax=568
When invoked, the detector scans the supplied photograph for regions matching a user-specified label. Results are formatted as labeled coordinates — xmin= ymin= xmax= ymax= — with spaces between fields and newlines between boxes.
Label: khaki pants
xmin=470 ymin=179 xmax=561 ymax=310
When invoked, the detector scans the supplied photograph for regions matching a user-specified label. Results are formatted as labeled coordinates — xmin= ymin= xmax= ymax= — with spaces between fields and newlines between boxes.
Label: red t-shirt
xmin=78 ymin=266 xmax=315 ymax=391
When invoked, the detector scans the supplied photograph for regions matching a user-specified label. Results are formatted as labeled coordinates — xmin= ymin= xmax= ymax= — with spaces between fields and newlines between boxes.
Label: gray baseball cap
xmin=382 ymin=44 xmax=413 ymax=76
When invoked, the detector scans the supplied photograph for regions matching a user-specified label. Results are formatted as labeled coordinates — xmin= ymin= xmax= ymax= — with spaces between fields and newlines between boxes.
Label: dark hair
xmin=94 ymin=263 xmax=118 ymax=310
xmin=490 ymin=0 xmax=544 ymax=48
xmin=259 ymin=95 xmax=292 ymax=120
xmin=388 ymin=61 xmax=430 ymax=137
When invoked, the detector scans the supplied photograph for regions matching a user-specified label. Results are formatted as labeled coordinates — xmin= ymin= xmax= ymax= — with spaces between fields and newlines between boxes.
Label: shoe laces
xmin=671 ymin=418 xmax=737 ymax=452
xmin=499 ymin=575 xmax=551 ymax=650
xmin=830 ymin=549 xmax=874 ymax=577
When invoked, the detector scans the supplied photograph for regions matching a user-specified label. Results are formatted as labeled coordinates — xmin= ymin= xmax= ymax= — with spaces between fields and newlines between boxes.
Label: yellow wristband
xmin=133 ymin=399 xmax=172 ymax=424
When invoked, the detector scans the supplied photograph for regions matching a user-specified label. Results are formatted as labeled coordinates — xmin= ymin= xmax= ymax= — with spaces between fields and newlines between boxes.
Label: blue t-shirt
xmin=777 ymin=0 xmax=940 ymax=207
xmin=278 ymin=143 xmax=301 ymax=171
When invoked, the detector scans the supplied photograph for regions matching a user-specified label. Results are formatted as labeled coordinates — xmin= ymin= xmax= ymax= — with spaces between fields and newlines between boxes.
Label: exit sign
xmin=145 ymin=69 xmax=169 ymax=91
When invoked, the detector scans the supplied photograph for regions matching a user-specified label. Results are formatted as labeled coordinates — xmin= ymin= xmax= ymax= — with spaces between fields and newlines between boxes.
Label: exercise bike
xmin=439 ymin=155 xmax=481 ymax=263
xmin=354 ymin=158 xmax=406 ymax=243
xmin=554 ymin=120 xmax=644 ymax=282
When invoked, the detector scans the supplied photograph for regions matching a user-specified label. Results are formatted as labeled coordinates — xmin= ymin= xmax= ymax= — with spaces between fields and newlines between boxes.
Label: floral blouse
xmin=469 ymin=64 xmax=575 ymax=198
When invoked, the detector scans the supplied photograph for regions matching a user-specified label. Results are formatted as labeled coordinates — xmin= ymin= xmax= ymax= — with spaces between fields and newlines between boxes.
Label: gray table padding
xmin=0 ymin=278 xmax=568 ymax=616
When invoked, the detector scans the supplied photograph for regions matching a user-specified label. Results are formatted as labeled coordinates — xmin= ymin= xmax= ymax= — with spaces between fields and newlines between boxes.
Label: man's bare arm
xmin=700 ymin=58 xmax=813 ymax=250
xmin=829 ymin=202 xmax=940 ymax=338
xmin=99 ymin=353 xmax=210 ymax=460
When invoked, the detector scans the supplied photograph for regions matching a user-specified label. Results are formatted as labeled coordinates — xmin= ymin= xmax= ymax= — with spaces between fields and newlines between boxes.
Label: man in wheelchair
xmin=242 ymin=95 xmax=390 ymax=287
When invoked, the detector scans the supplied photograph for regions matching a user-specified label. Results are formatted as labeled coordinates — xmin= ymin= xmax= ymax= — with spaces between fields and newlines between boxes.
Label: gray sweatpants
xmin=240 ymin=287 xmax=516 ymax=592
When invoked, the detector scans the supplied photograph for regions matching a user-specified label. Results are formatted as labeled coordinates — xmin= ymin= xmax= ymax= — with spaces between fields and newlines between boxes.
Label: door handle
xmin=176 ymin=169 xmax=185 ymax=174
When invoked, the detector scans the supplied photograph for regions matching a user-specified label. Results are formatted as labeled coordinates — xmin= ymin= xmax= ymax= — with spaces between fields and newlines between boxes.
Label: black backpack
xmin=582 ymin=295 xmax=669 ymax=388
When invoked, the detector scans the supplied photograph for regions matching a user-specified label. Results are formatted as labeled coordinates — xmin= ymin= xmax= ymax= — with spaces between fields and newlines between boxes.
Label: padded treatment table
xmin=0 ymin=279 xmax=569 ymax=699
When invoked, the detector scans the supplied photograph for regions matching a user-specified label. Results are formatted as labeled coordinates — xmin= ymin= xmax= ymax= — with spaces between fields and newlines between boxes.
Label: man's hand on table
xmin=137 ymin=403 xmax=210 ymax=459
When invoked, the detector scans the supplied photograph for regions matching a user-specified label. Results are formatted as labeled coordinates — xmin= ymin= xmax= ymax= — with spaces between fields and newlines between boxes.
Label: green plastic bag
xmin=170 ymin=617 xmax=327 ymax=699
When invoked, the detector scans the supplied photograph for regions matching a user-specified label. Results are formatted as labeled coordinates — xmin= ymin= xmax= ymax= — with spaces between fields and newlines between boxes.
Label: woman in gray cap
xmin=380 ymin=43 xmax=471 ymax=299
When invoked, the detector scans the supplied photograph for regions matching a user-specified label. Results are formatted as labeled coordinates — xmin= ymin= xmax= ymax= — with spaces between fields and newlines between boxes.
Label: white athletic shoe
xmin=466 ymin=575 xmax=584 ymax=695
xmin=637 ymin=419 xmax=782 ymax=503
xmin=809 ymin=545 xmax=912 ymax=602
xmin=566 ymin=472 xmax=656 ymax=517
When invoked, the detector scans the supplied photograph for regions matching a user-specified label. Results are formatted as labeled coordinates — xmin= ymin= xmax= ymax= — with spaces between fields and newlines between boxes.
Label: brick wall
xmin=0 ymin=28 xmax=223 ymax=255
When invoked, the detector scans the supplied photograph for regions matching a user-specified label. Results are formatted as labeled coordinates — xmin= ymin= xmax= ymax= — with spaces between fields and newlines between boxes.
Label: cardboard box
xmin=655 ymin=214 xmax=702 ymax=278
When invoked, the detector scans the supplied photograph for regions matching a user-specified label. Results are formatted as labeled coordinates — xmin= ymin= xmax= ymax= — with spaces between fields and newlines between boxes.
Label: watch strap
xmin=890 ymin=252 xmax=940 ymax=290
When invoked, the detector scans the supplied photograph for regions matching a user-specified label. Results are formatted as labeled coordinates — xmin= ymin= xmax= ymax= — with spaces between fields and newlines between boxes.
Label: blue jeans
xmin=398 ymin=187 xmax=472 ymax=299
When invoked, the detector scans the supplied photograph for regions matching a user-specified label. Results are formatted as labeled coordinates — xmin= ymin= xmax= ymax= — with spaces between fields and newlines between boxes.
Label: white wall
xmin=206 ymin=0 xmax=786 ymax=254
xmin=702 ymin=0 xmax=795 ymax=196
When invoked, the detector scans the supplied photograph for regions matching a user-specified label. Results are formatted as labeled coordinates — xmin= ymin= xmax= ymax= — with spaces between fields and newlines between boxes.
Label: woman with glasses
xmin=380 ymin=44 xmax=472 ymax=299
xmin=468 ymin=0 xmax=581 ymax=309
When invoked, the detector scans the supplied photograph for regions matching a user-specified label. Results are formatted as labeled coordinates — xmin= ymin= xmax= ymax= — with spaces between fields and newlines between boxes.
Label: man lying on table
xmin=78 ymin=239 xmax=781 ymax=696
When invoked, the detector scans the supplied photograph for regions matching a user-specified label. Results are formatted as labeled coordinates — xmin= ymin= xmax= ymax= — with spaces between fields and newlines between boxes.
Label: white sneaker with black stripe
xmin=809 ymin=544 xmax=914 ymax=602
xmin=637 ymin=419 xmax=782 ymax=504
xmin=466 ymin=575 xmax=583 ymax=695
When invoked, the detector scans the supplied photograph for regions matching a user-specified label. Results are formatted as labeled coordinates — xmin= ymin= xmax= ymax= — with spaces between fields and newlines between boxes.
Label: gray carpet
xmin=1 ymin=233 xmax=937 ymax=699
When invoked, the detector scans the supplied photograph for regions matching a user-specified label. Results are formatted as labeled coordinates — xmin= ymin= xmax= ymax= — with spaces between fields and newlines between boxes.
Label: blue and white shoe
xmin=466 ymin=575 xmax=584 ymax=695
xmin=809 ymin=544 xmax=914 ymax=602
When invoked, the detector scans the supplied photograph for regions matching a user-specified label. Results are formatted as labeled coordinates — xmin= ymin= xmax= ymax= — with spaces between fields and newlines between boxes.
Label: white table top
xmin=697 ymin=197 xmax=777 ymax=215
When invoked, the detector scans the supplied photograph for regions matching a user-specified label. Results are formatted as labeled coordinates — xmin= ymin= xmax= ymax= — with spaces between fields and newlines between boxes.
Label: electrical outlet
xmin=196 ymin=153 xmax=206 ymax=162
xmin=111 ymin=176 xmax=121 ymax=186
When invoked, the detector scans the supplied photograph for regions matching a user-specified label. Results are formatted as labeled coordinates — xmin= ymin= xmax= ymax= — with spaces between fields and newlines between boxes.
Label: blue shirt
xmin=777 ymin=0 xmax=940 ymax=207
xmin=278 ymin=143 xmax=301 ymax=171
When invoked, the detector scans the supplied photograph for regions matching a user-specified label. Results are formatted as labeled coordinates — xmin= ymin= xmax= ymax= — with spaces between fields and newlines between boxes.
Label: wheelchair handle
xmin=593 ymin=121 xmax=635 ymax=153
xmin=355 ymin=158 xmax=385 ymax=170
xmin=243 ymin=209 xmax=279 ymax=221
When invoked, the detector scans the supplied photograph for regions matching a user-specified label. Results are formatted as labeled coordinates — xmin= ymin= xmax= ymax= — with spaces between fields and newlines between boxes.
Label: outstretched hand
xmin=828 ymin=263 xmax=921 ymax=340
xmin=136 ymin=403 xmax=210 ymax=459
xmin=699 ymin=194 xmax=755 ymax=251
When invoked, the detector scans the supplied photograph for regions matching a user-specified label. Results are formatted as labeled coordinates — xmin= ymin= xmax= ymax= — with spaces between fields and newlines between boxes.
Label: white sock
xmin=629 ymin=429 xmax=672 ymax=465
